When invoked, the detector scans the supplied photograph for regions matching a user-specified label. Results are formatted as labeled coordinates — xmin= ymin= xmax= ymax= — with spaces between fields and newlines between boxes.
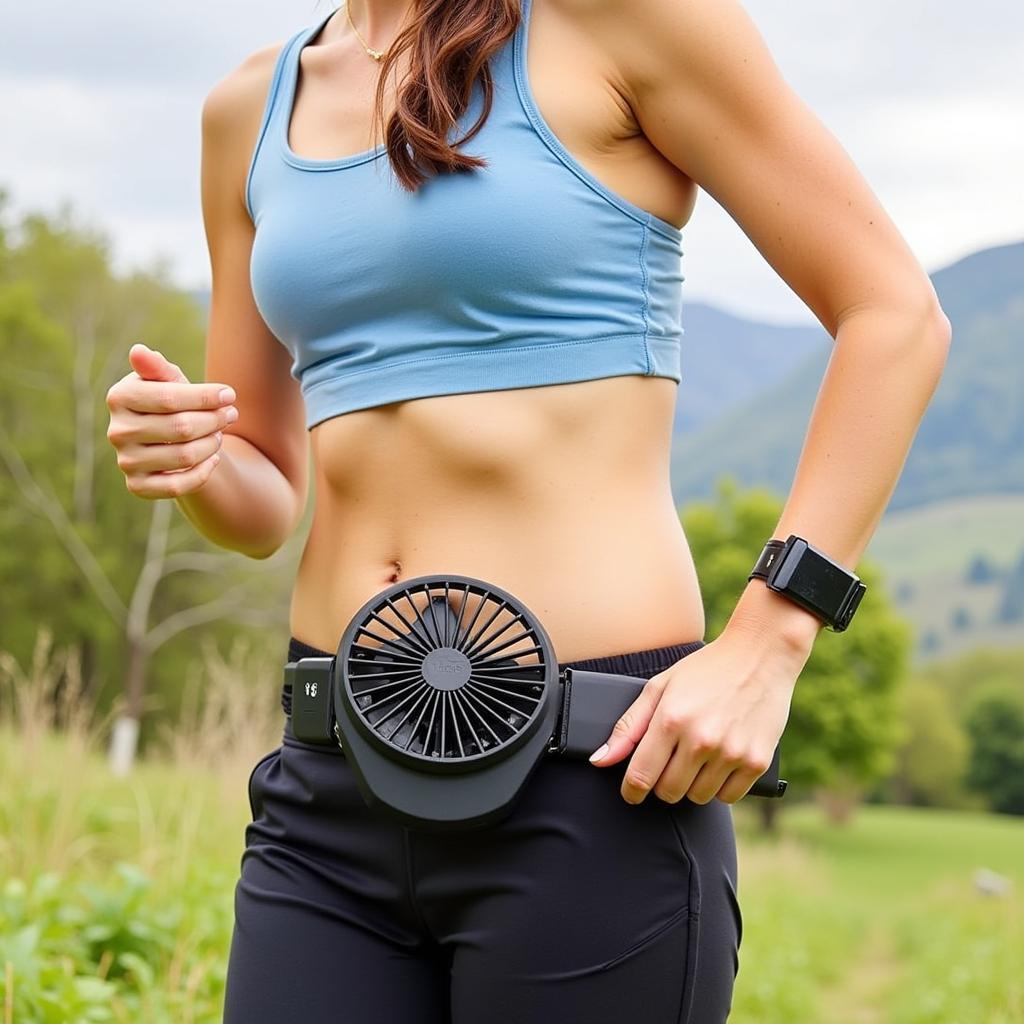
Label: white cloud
xmin=1 ymin=0 xmax=1020 ymax=324
xmin=681 ymin=0 xmax=1024 ymax=323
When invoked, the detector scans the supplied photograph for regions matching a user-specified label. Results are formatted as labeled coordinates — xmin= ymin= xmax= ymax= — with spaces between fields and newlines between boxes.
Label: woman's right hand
xmin=106 ymin=343 xmax=239 ymax=500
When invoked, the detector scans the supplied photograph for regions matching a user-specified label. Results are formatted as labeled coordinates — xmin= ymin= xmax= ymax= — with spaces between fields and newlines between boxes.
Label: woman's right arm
xmin=106 ymin=47 xmax=309 ymax=560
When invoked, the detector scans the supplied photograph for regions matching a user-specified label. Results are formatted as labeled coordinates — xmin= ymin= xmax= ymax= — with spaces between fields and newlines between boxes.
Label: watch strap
xmin=748 ymin=538 xmax=788 ymax=583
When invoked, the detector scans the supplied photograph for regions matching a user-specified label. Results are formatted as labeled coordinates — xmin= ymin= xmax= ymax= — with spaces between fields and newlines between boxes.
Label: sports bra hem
xmin=298 ymin=329 xmax=683 ymax=429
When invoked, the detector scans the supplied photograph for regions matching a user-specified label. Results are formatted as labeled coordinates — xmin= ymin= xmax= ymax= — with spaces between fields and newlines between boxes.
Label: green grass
xmin=0 ymin=726 xmax=255 ymax=1023
xmin=730 ymin=800 xmax=1024 ymax=1023
xmin=2 ymin=729 xmax=1021 ymax=1023
xmin=1 ymin=671 xmax=1022 ymax=1024
xmin=0 ymin=631 xmax=282 ymax=1023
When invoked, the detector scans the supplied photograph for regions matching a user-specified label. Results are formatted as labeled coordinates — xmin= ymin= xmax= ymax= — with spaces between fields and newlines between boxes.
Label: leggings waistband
xmin=283 ymin=634 xmax=706 ymax=717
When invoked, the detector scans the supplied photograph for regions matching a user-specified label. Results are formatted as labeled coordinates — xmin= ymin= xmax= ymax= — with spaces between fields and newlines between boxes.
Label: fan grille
xmin=340 ymin=578 xmax=552 ymax=765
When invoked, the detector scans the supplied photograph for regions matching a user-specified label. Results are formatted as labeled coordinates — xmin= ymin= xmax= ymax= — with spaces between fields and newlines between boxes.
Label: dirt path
xmin=815 ymin=917 xmax=905 ymax=1024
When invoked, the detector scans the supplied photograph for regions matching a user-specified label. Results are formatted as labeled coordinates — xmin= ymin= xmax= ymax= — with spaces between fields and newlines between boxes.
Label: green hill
xmin=865 ymin=493 xmax=1024 ymax=660
xmin=670 ymin=239 xmax=1024 ymax=511
xmin=675 ymin=302 xmax=827 ymax=434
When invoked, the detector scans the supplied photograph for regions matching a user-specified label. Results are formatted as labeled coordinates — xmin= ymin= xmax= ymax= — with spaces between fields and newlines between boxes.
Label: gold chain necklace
xmin=345 ymin=0 xmax=392 ymax=62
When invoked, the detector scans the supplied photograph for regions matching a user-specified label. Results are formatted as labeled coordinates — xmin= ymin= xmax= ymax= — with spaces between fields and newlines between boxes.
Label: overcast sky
xmin=2 ymin=0 xmax=1020 ymax=325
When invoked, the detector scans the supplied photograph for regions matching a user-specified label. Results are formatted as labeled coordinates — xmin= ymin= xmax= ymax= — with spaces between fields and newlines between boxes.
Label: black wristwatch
xmin=747 ymin=534 xmax=866 ymax=633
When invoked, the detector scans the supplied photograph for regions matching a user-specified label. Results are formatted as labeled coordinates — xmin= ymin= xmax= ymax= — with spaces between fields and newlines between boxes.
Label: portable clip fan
xmin=284 ymin=574 xmax=787 ymax=831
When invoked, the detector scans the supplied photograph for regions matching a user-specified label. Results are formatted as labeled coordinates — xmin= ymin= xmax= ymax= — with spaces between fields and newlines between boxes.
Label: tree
xmin=965 ymin=552 xmax=997 ymax=585
xmin=0 ymin=194 xmax=297 ymax=771
xmin=963 ymin=683 xmax=1024 ymax=816
xmin=916 ymin=645 xmax=1024 ymax=721
xmin=994 ymin=548 xmax=1024 ymax=624
xmin=887 ymin=676 xmax=970 ymax=808
xmin=681 ymin=475 xmax=913 ymax=829
xmin=950 ymin=605 xmax=971 ymax=631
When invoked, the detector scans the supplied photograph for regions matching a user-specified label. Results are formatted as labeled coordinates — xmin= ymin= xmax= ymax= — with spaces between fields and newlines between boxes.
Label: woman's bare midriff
xmin=289 ymin=373 xmax=706 ymax=662
xmin=267 ymin=1 xmax=704 ymax=660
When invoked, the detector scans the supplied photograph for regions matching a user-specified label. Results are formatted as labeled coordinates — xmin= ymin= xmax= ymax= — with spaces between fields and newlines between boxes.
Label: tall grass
xmin=0 ymin=626 xmax=281 ymax=1022
xmin=0 ymin=629 xmax=104 ymax=880
xmin=1 ymin=626 xmax=1021 ymax=1022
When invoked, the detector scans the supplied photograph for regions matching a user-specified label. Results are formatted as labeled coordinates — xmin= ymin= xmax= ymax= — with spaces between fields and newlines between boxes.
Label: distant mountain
xmin=670 ymin=239 xmax=1024 ymax=511
xmin=675 ymin=303 xmax=827 ymax=434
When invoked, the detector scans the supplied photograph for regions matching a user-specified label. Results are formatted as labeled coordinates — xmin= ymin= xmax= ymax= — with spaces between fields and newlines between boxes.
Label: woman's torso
xmin=245 ymin=0 xmax=702 ymax=660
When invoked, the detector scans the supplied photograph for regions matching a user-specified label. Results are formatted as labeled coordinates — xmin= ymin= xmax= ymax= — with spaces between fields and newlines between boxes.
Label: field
xmin=2 ymin=701 xmax=1021 ymax=1024
xmin=731 ymin=801 xmax=1023 ymax=1023
xmin=866 ymin=494 xmax=1024 ymax=578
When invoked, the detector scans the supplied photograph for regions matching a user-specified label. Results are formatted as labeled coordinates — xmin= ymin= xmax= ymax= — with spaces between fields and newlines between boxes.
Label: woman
xmin=105 ymin=0 xmax=950 ymax=1019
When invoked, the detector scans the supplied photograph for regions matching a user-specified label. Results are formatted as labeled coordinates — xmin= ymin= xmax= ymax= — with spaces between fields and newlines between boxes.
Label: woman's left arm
xmin=586 ymin=0 xmax=953 ymax=804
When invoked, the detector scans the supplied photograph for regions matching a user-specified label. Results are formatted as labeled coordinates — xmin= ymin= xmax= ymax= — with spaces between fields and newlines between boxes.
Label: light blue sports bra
xmin=247 ymin=0 xmax=685 ymax=429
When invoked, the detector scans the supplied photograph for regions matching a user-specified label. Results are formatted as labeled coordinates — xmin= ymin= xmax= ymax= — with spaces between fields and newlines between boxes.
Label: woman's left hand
xmin=587 ymin=622 xmax=815 ymax=805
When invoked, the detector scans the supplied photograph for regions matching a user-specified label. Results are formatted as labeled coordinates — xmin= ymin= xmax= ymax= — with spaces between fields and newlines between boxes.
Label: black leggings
xmin=222 ymin=635 xmax=742 ymax=1023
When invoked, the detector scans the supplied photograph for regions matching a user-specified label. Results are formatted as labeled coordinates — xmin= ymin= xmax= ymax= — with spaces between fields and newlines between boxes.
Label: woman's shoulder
xmin=201 ymin=35 xmax=292 ymax=150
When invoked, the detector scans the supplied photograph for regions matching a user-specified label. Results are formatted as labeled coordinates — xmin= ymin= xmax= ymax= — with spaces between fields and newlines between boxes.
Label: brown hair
xmin=363 ymin=0 xmax=522 ymax=192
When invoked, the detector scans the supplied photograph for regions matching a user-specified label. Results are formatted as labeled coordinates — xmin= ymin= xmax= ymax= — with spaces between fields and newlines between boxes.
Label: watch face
xmin=779 ymin=544 xmax=853 ymax=613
